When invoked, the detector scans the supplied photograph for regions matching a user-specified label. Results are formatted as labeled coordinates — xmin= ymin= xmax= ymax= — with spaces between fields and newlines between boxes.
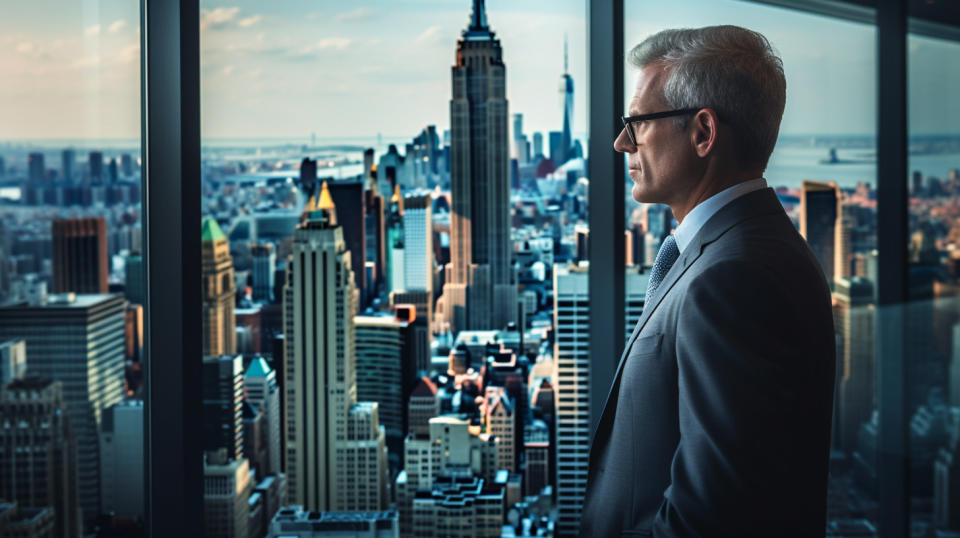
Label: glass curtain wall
xmin=0 ymin=1 xmax=145 ymax=536
xmin=624 ymin=2 xmax=879 ymax=535
xmin=197 ymin=1 xmax=587 ymax=536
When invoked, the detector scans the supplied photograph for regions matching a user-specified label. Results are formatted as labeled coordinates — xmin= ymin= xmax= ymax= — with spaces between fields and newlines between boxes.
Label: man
xmin=579 ymin=26 xmax=836 ymax=537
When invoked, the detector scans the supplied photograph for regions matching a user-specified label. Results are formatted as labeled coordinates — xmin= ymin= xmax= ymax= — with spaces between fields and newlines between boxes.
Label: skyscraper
xmin=203 ymin=354 xmax=244 ymax=461
xmin=440 ymin=0 xmax=517 ymax=333
xmin=385 ymin=185 xmax=405 ymax=295
xmin=99 ymin=400 xmax=144 ymax=520
xmin=88 ymin=151 xmax=103 ymax=184
xmin=61 ymin=149 xmax=75 ymax=183
xmin=202 ymin=218 xmax=237 ymax=357
xmin=52 ymin=217 xmax=108 ymax=294
xmin=244 ymin=357 xmax=282 ymax=476
xmin=0 ymin=339 xmax=26 ymax=384
xmin=0 ymin=378 xmax=80 ymax=538
xmin=800 ymin=180 xmax=840 ymax=286
xmin=328 ymin=178 xmax=368 ymax=305
xmin=559 ymin=36 xmax=574 ymax=166
xmin=283 ymin=182 xmax=388 ymax=511
xmin=28 ymin=153 xmax=45 ymax=183
xmin=251 ymin=244 xmax=276 ymax=303
xmin=0 ymin=293 xmax=125 ymax=522
xmin=833 ymin=277 xmax=875 ymax=453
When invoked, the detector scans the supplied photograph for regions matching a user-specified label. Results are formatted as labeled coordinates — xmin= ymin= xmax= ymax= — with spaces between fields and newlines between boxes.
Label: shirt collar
xmin=672 ymin=177 xmax=768 ymax=255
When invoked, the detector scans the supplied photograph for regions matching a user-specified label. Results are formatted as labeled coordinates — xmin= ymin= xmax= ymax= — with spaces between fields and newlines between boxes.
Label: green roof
xmin=245 ymin=357 xmax=272 ymax=378
xmin=201 ymin=218 xmax=226 ymax=242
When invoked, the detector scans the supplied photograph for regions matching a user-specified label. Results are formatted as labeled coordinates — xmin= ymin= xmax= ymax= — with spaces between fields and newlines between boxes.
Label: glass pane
xmin=624 ymin=2 xmax=878 ymax=535
xmin=906 ymin=30 xmax=960 ymax=536
xmin=199 ymin=1 xmax=586 ymax=535
xmin=0 ymin=1 xmax=144 ymax=536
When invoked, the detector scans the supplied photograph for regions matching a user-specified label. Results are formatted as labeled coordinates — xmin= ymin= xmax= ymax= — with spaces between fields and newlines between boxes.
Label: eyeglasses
xmin=620 ymin=107 xmax=703 ymax=146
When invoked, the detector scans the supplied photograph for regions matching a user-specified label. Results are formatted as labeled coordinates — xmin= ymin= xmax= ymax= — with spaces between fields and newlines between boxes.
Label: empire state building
xmin=439 ymin=0 xmax=517 ymax=333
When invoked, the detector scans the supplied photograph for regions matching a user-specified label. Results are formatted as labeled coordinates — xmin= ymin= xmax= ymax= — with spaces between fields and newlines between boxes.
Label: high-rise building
xmin=0 ymin=339 xmax=26 ymax=384
xmin=0 ymin=293 xmax=125 ymax=521
xmin=283 ymin=182 xmax=388 ymax=511
xmin=524 ymin=419 xmax=551 ymax=496
xmin=385 ymin=185 xmax=405 ymax=295
xmin=484 ymin=387 xmax=516 ymax=472
xmin=52 ymin=217 xmax=108 ymax=294
xmin=363 ymin=173 xmax=386 ymax=296
xmin=99 ymin=399 xmax=144 ymax=520
xmin=560 ymin=36 xmax=574 ymax=165
xmin=354 ymin=314 xmax=416 ymax=464
xmin=548 ymin=131 xmax=564 ymax=168
xmin=408 ymin=377 xmax=440 ymax=439
xmin=835 ymin=200 xmax=855 ymax=283
xmin=28 ymin=153 xmax=45 ymax=183
xmin=532 ymin=132 xmax=544 ymax=159
xmin=202 ymin=218 xmax=237 ymax=357
xmin=124 ymin=253 xmax=144 ymax=305
xmin=203 ymin=354 xmax=244 ymax=461
xmin=88 ymin=151 xmax=103 ymax=183
xmin=61 ymin=149 xmax=75 ymax=183
xmin=251 ymin=244 xmax=276 ymax=304
xmin=120 ymin=153 xmax=134 ymax=177
xmin=552 ymin=263 xmax=648 ymax=535
xmin=328 ymin=179 xmax=368 ymax=305
xmin=244 ymin=357 xmax=282 ymax=476
xmin=0 ymin=378 xmax=80 ymax=538
xmin=833 ymin=277 xmax=875 ymax=453
xmin=203 ymin=449 xmax=252 ymax=538
xmin=440 ymin=0 xmax=517 ymax=333
xmin=402 ymin=195 xmax=434 ymax=297
xmin=800 ymin=180 xmax=840 ymax=286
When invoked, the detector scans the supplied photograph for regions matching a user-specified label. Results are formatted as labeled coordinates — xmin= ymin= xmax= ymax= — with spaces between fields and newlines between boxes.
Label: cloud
xmin=237 ymin=15 xmax=262 ymax=28
xmin=222 ymin=65 xmax=235 ymax=76
xmin=85 ymin=24 xmax=102 ymax=37
xmin=108 ymin=20 xmax=127 ymax=33
xmin=201 ymin=7 xmax=240 ymax=30
xmin=335 ymin=8 xmax=373 ymax=22
xmin=415 ymin=25 xmax=443 ymax=44
xmin=118 ymin=43 xmax=139 ymax=64
xmin=14 ymin=41 xmax=48 ymax=59
xmin=72 ymin=55 xmax=101 ymax=69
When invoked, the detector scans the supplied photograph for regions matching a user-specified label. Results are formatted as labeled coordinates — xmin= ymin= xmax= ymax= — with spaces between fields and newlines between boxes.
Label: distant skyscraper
xmin=283 ymin=182 xmax=388 ymax=511
xmin=532 ymin=132 xmax=544 ymax=159
xmin=203 ymin=354 xmax=244 ymax=460
xmin=120 ymin=154 xmax=134 ymax=177
xmin=52 ymin=217 xmax=109 ymax=294
xmin=364 ymin=171 xmax=386 ymax=295
xmin=202 ymin=218 xmax=237 ymax=357
xmin=61 ymin=149 xmax=76 ymax=183
xmin=0 ymin=293 xmax=125 ymax=522
xmin=299 ymin=158 xmax=316 ymax=194
xmin=328 ymin=179 xmax=368 ymax=304
xmin=402 ymin=195 xmax=434 ymax=297
xmin=832 ymin=277 xmax=875 ymax=453
xmin=385 ymin=185 xmax=405 ymax=295
xmin=0 ymin=378 xmax=80 ymax=538
xmin=484 ymin=387 xmax=516 ymax=472
xmin=800 ymin=180 xmax=840 ymax=285
xmin=28 ymin=153 xmax=45 ymax=183
xmin=88 ymin=151 xmax=103 ymax=184
xmin=244 ymin=357 xmax=282 ymax=476
xmin=440 ymin=0 xmax=516 ymax=333
xmin=99 ymin=400 xmax=144 ymax=520
xmin=203 ymin=449 xmax=252 ymax=538
xmin=251 ymin=244 xmax=276 ymax=303
xmin=524 ymin=419 xmax=551 ymax=496
xmin=646 ymin=203 xmax=673 ymax=242
xmin=549 ymin=131 xmax=564 ymax=167
xmin=0 ymin=340 xmax=26 ymax=384
xmin=559 ymin=35 xmax=574 ymax=166
xmin=124 ymin=253 xmax=144 ymax=305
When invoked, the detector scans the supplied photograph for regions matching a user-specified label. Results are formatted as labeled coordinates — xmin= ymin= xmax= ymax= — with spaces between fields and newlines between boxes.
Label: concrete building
xmin=411 ymin=474 xmax=504 ymax=538
xmin=99 ymin=399 xmax=144 ymax=520
xmin=244 ymin=358 xmax=282 ymax=476
xmin=202 ymin=218 xmax=237 ymax=357
xmin=408 ymin=377 xmax=440 ymax=439
xmin=524 ymin=419 xmax=550 ymax=496
xmin=203 ymin=449 xmax=252 ymax=538
xmin=439 ymin=0 xmax=516 ymax=334
xmin=0 ymin=379 xmax=80 ymax=538
xmin=0 ymin=293 xmax=125 ymax=521
xmin=484 ymin=387 xmax=516 ymax=473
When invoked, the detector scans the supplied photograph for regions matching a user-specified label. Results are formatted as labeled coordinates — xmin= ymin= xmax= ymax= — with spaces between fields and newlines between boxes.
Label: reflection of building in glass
xmin=832 ymin=276 xmax=875 ymax=453
xmin=99 ymin=399 xmax=144 ymax=520
xmin=800 ymin=180 xmax=839 ymax=286
xmin=0 ymin=293 xmax=125 ymax=521
xmin=439 ymin=0 xmax=517 ymax=334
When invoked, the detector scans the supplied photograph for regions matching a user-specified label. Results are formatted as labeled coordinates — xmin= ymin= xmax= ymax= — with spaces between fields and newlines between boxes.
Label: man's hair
xmin=629 ymin=25 xmax=786 ymax=172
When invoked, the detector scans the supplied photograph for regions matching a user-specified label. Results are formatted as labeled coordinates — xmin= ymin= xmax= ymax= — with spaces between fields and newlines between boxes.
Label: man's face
xmin=615 ymin=65 xmax=695 ymax=205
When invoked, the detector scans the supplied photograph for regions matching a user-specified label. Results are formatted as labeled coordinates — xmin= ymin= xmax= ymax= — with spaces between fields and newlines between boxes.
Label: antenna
xmin=564 ymin=33 xmax=569 ymax=74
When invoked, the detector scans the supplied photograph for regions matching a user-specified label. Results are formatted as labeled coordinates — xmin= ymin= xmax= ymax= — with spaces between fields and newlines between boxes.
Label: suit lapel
xmin=589 ymin=188 xmax=785 ymax=444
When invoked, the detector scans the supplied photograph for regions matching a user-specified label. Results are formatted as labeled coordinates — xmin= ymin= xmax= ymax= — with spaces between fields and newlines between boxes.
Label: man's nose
xmin=613 ymin=128 xmax=633 ymax=154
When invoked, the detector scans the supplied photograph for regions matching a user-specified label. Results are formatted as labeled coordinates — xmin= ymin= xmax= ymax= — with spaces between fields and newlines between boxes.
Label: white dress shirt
xmin=672 ymin=177 xmax=769 ymax=255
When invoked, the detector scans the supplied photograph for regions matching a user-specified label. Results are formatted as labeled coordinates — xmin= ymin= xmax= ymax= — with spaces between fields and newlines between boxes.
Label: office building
xmin=0 ymin=293 xmax=125 ymax=521
xmin=203 ymin=449 xmax=253 ymax=538
xmin=484 ymin=387 xmax=516 ymax=473
xmin=88 ymin=152 xmax=103 ymax=183
xmin=52 ymin=217 xmax=108 ymax=294
xmin=408 ymin=377 xmax=440 ymax=439
xmin=203 ymin=354 xmax=244 ymax=461
xmin=439 ymin=0 xmax=517 ymax=333
xmin=385 ymin=185 xmax=404 ymax=295
xmin=28 ymin=153 xmax=45 ymax=183
xmin=283 ymin=182 xmax=388 ymax=511
xmin=328 ymin=178 xmax=368 ymax=303
xmin=124 ymin=253 xmax=144 ymax=305
xmin=410 ymin=474 xmax=504 ymax=538
xmin=0 ymin=340 xmax=26 ymax=384
xmin=61 ymin=149 xmax=75 ymax=183
xmin=532 ymin=132 xmax=544 ymax=159
xmin=0 ymin=378 xmax=80 ymax=538
xmin=363 ymin=179 xmax=385 ymax=295
xmin=833 ymin=277 xmax=875 ymax=453
xmin=202 ymin=218 xmax=237 ymax=357
xmin=252 ymin=244 xmax=276 ymax=303
xmin=524 ymin=419 xmax=551 ymax=496
xmin=244 ymin=357 xmax=282 ymax=476
xmin=800 ymin=180 xmax=840 ymax=285
xmin=99 ymin=400 xmax=144 ymax=520
xmin=266 ymin=506 xmax=398 ymax=538
xmin=402 ymin=195 xmax=434 ymax=296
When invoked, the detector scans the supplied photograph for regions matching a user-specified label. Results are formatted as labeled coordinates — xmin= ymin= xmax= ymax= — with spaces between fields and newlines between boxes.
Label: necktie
xmin=646 ymin=233 xmax=679 ymax=301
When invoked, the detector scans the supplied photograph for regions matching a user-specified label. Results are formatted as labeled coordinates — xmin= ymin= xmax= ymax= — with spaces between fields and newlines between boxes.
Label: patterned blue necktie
xmin=646 ymin=233 xmax=680 ymax=301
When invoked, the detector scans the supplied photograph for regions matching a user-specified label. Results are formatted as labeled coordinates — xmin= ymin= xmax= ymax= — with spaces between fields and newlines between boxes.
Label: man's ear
xmin=692 ymin=108 xmax=719 ymax=158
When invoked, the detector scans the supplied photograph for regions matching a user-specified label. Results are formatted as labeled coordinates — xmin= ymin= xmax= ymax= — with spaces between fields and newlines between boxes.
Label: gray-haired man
xmin=579 ymin=25 xmax=836 ymax=537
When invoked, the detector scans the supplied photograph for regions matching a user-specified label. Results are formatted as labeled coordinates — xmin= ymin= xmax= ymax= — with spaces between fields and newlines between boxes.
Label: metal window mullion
xmin=142 ymin=0 xmax=202 ymax=535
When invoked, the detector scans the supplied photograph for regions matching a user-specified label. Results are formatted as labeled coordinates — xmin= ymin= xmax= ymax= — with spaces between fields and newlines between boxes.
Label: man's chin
xmin=632 ymin=184 xmax=656 ymax=204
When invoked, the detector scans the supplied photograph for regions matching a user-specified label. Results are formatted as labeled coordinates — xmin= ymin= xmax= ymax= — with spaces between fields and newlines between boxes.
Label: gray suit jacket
xmin=579 ymin=187 xmax=836 ymax=537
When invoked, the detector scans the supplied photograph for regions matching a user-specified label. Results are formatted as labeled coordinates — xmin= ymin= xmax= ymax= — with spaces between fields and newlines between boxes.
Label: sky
xmin=0 ymin=0 xmax=958 ymax=142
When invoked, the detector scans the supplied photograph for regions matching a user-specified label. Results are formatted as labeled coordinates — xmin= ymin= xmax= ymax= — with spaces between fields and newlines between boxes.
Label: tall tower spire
xmin=471 ymin=0 xmax=488 ymax=30
xmin=564 ymin=33 xmax=569 ymax=74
